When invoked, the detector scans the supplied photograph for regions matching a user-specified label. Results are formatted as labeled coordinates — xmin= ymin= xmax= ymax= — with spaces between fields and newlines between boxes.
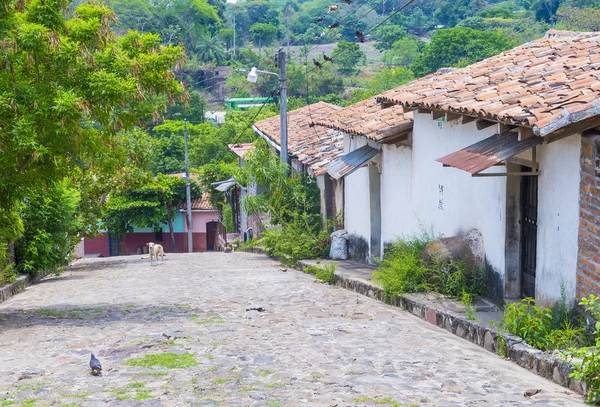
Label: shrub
xmin=499 ymin=298 xmax=553 ymax=350
xmin=562 ymin=295 xmax=600 ymax=404
xmin=262 ymin=212 xmax=330 ymax=266
xmin=373 ymin=233 xmax=487 ymax=304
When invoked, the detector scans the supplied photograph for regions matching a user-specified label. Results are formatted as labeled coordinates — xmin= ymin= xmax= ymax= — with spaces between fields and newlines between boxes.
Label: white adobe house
xmin=316 ymin=30 xmax=600 ymax=307
xmin=312 ymin=98 xmax=413 ymax=261
xmin=253 ymin=102 xmax=346 ymax=227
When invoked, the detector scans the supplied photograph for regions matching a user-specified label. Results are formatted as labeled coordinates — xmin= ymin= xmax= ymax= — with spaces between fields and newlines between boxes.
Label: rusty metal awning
xmin=326 ymin=145 xmax=381 ymax=180
xmin=436 ymin=133 xmax=542 ymax=175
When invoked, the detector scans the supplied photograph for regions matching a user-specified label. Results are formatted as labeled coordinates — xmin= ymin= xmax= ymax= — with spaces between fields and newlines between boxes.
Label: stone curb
xmin=296 ymin=259 xmax=585 ymax=395
xmin=0 ymin=271 xmax=49 ymax=305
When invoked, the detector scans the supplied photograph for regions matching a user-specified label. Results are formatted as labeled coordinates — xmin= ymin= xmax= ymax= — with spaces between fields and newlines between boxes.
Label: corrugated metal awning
xmin=326 ymin=145 xmax=381 ymax=180
xmin=436 ymin=133 xmax=542 ymax=175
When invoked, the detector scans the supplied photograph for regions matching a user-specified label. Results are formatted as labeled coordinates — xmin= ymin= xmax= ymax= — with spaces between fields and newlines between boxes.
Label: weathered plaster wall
xmin=380 ymin=143 xmax=412 ymax=254
xmin=536 ymin=134 xmax=581 ymax=306
xmin=409 ymin=113 xmax=508 ymax=295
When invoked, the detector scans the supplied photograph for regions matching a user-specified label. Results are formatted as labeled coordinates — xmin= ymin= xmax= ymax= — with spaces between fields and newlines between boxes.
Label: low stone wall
xmin=296 ymin=260 xmax=585 ymax=395
xmin=0 ymin=271 xmax=49 ymax=304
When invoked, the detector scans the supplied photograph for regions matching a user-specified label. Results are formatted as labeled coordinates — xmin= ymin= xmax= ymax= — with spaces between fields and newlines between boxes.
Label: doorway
xmin=369 ymin=162 xmax=381 ymax=261
xmin=206 ymin=221 xmax=218 ymax=251
xmin=520 ymin=167 xmax=538 ymax=298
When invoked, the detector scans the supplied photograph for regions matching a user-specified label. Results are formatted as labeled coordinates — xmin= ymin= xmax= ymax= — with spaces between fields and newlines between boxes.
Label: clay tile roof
xmin=311 ymin=98 xmax=413 ymax=142
xmin=169 ymin=173 xmax=217 ymax=211
xmin=177 ymin=192 xmax=216 ymax=211
xmin=228 ymin=143 xmax=255 ymax=158
xmin=376 ymin=30 xmax=600 ymax=137
xmin=253 ymin=101 xmax=344 ymax=176
xmin=189 ymin=192 xmax=217 ymax=210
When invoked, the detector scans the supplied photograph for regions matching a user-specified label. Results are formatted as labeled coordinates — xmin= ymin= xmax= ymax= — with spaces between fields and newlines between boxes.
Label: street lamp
xmin=246 ymin=49 xmax=288 ymax=166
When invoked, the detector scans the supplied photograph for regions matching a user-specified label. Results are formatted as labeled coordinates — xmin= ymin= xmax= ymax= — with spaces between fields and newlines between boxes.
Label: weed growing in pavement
xmin=191 ymin=314 xmax=225 ymax=325
xmin=305 ymin=264 xmax=336 ymax=284
xmin=126 ymin=353 xmax=198 ymax=369
xmin=127 ymin=382 xmax=146 ymax=388
xmin=461 ymin=292 xmax=478 ymax=322
xmin=353 ymin=396 xmax=417 ymax=407
xmin=1 ymin=400 xmax=17 ymax=406
xmin=265 ymin=383 xmax=285 ymax=389
xmin=257 ymin=369 xmax=274 ymax=377
xmin=212 ymin=377 xmax=236 ymax=384
xmin=266 ymin=402 xmax=285 ymax=407
xmin=20 ymin=399 xmax=36 ymax=407
xmin=116 ymin=390 xmax=152 ymax=401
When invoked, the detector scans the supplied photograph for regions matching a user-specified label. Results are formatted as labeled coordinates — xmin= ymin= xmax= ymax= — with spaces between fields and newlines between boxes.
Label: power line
xmin=303 ymin=0 xmax=418 ymax=77
xmin=230 ymin=88 xmax=279 ymax=146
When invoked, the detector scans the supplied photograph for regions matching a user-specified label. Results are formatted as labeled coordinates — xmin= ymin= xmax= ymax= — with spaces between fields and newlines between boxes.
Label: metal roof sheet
xmin=326 ymin=145 xmax=381 ymax=180
xmin=436 ymin=133 xmax=543 ymax=175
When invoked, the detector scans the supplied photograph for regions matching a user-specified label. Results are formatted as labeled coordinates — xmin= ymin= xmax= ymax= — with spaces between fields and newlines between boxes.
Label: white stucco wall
xmin=408 ymin=113 xmax=508 ymax=283
xmin=343 ymin=135 xmax=372 ymax=260
xmin=535 ymin=134 xmax=581 ymax=305
xmin=380 ymin=143 xmax=412 ymax=252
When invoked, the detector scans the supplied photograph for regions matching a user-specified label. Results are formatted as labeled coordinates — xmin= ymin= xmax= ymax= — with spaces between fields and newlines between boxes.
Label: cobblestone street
xmin=0 ymin=252 xmax=586 ymax=406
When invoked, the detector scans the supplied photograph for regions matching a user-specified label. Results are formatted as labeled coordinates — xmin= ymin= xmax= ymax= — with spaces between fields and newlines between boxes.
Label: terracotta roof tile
xmin=253 ymin=102 xmax=343 ymax=176
xmin=377 ymin=30 xmax=600 ymax=136
xmin=178 ymin=192 xmax=217 ymax=211
xmin=228 ymin=143 xmax=255 ymax=158
xmin=310 ymin=98 xmax=413 ymax=142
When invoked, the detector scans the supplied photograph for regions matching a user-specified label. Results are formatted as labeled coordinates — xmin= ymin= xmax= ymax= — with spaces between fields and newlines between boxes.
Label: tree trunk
xmin=165 ymin=203 xmax=177 ymax=253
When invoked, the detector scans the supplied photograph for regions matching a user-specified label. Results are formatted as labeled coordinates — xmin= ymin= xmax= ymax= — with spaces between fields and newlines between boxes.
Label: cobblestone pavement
xmin=0 ymin=252 xmax=586 ymax=407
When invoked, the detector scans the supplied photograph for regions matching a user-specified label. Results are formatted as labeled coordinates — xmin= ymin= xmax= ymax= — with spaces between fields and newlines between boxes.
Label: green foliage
xmin=562 ymin=295 xmax=600 ymax=404
xmin=373 ymin=234 xmax=432 ymax=303
xmin=195 ymin=33 xmax=226 ymax=64
xmin=499 ymin=298 xmax=553 ymax=350
xmin=0 ymin=0 xmax=185 ymax=245
xmin=0 ymin=240 xmax=16 ymax=286
xmin=373 ymin=233 xmax=487 ymax=304
xmin=261 ymin=217 xmax=330 ymax=265
xmin=461 ymin=292 xmax=478 ymax=321
xmin=381 ymin=36 xmax=425 ymax=68
xmin=306 ymin=263 xmax=336 ymax=284
xmin=250 ymin=23 xmax=279 ymax=49
xmin=241 ymin=140 xmax=328 ymax=265
xmin=102 ymin=174 xmax=201 ymax=241
xmin=412 ymin=27 xmax=513 ymax=76
xmin=15 ymin=181 xmax=81 ymax=275
xmin=374 ymin=25 xmax=408 ymax=51
xmin=556 ymin=6 xmax=600 ymax=31
xmin=333 ymin=41 xmax=366 ymax=73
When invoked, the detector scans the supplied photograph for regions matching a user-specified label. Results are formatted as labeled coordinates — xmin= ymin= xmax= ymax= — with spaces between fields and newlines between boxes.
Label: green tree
xmin=349 ymin=67 xmax=415 ymax=103
xmin=0 ymin=0 xmax=185 ymax=246
xmin=434 ymin=0 xmax=486 ymax=27
xmin=196 ymin=33 xmax=226 ymax=64
xmin=250 ymin=23 xmax=279 ymax=50
xmin=332 ymin=41 xmax=366 ymax=73
xmin=218 ymin=28 xmax=235 ymax=50
xmin=556 ymin=6 xmax=600 ymax=31
xmin=374 ymin=25 xmax=407 ymax=51
xmin=412 ymin=27 xmax=513 ymax=76
xmin=382 ymin=36 xmax=424 ymax=67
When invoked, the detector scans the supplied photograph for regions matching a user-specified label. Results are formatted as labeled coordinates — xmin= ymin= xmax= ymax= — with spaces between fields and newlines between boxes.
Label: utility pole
xmin=232 ymin=14 xmax=236 ymax=59
xmin=278 ymin=48 xmax=288 ymax=166
xmin=184 ymin=119 xmax=193 ymax=253
xmin=285 ymin=5 xmax=291 ymax=60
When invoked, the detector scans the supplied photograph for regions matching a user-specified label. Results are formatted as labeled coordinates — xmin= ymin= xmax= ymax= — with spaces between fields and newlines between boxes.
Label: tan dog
xmin=147 ymin=242 xmax=165 ymax=266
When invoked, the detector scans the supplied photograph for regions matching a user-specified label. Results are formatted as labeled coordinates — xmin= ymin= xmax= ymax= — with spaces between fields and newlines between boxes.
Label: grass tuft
xmin=126 ymin=353 xmax=198 ymax=369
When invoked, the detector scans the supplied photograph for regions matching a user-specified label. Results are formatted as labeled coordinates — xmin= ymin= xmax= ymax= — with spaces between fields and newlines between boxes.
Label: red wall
xmin=84 ymin=234 xmax=110 ymax=257
xmin=85 ymin=232 xmax=209 ymax=257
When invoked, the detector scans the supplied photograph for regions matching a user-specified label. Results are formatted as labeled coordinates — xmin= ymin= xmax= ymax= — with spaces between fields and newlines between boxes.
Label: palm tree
xmin=195 ymin=34 xmax=226 ymax=65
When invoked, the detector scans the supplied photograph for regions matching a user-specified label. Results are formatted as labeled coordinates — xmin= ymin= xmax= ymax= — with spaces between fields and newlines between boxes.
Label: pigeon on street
xmin=90 ymin=353 xmax=102 ymax=376
xmin=246 ymin=307 xmax=266 ymax=312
